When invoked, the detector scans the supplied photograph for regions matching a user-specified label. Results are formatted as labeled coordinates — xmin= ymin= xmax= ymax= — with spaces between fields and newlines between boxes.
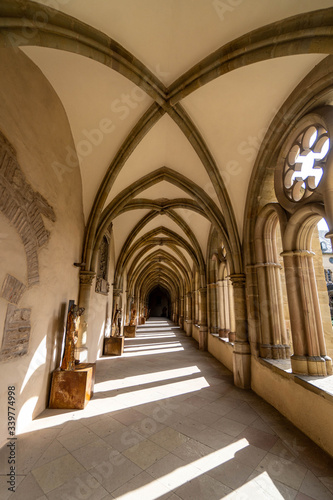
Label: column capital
xmin=113 ymin=288 xmax=122 ymax=297
xmin=280 ymin=250 xmax=315 ymax=258
xmin=230 ymin=273 xmax=246 ymax=287
xmin=199 ymin=287 xmax=207 ymax=296
xmin=79 ymin=271 xmax=96 ymax=286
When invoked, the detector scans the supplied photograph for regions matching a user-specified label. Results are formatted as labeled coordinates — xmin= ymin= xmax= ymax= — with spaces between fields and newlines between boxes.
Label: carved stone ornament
xmin=230 ymin=273 xmax=246 ymax=288
xmin=79 ymin=271 xmax=96 ymax=286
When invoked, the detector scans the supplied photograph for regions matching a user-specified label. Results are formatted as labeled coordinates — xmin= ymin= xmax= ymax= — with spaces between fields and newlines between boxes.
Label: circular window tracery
xmin=283 ymin=124 xmax=329 ymax=202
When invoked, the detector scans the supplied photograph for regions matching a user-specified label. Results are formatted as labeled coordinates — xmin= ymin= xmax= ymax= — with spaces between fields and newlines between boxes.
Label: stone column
xmin=228 ymin=279 xmax=236 ymax=342
xmin=198 ymin=287 xmax=208 ymax=350
xmin=179 ymin=296 xmax=184 ymax=329
xmin=223 ymin=279 xmax=230 ymax=338
xmin=230 ymin=274 xmax=251 ymax=389
xmin=208 ymin=283 xmax=219 ymax=334
xmin=76 ymin=270 xmax=96 ymax=362
xmin=194 ymin=290 xmax=199 ymax=324
xmin=126 ymin=294 xmax=133 ymax=325
xmin=217 ymin=280 xmax=225 ymax=336
xmin=282 ymin=250 xmax=332 ymax=375
xmin=185 ymin=292 xmax=192 ymax=336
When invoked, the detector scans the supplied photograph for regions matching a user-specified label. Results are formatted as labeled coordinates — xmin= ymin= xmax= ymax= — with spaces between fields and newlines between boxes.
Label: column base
xmin=260 ymin=344 xmax=290 ymax=360
xmin=291 ymin=355 xmax=332 ymax=376
xmin=233 ymin=341 xmax=251 ymax=389
xmin=74 ymin=346 xmax=88 ymax=363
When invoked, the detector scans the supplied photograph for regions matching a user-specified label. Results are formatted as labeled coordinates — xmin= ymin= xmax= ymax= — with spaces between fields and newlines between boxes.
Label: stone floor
xmin=1 ymin=318 xmax=333 ymax=500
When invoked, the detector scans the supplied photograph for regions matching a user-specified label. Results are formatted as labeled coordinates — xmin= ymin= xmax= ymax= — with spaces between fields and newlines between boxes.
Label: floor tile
xmin=72 ymin=438 xmax=117 ymax=470
xmin=90 ymin=454 xmax=142 ymax=493
xmin=104 ymin=429 xmax=145 ymax=452
xmin=194 ymin=427 xmax=234 ymax=450
xmin=4 ymin=472 xmax=44 ymax=500
xmin=175 ymin=473 xmax=232 ymax=499
xmin=149 ymin=427 xmax=189 ymax=451
xmin=32 ymin=439 xmax=68 ymax=469
xmin=299 ymin=470 xmax=333 ymax=500
xmin=57 ymin=426 xmax=100 ymax=452
xmin=189 ymin=408 xmax=222 ymax=425
xmin=123 ymin=440 xmax=169 ymax=469
xmin=237 ymin=426 xmax=279 ymax=451
xmin=246 ymin=470 xmax=298 ymax=500
xmin=84 ymin=416 xmax=127 ymax=438
xmin=1 ymin=318 xmax=332 ymax=499
xmin=31 ymin=452 xmax=85 ymax=493
xmin=210 ymin=416 xmax=247 ymax=437
xmin=111 ymin=471 xmax=171 ymax=500
xmin=146 ymin=453 xmax=201 ymax=490
xmin=207 ymin=457 xmax=254 ymax=490
xmin=129 ymin=415 xmax=166 ymax=438
xmin=46 ymin=471 xmax=108 ymax=500
xmin=256 ymin=452 xmax=307 ymax=490
xmin=172 ymin=438 xmax=215 ymax=464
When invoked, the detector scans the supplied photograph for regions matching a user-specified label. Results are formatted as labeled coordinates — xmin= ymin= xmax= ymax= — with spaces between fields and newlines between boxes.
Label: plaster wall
xmin=86 ymin=290 xmax=110 ymax=362
xmin=0 ymin=49 xmax=85 ymax=447
xmin=251 ymin=357 xmax=333 ymax=458
xmin=208 ymin=335 xmax=234 ymax=373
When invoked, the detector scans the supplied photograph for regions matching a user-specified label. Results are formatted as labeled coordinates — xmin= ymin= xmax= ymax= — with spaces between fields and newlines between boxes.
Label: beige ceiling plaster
xmin=182 ymin=54 xmax=326 ymax=238
xmin=173 ymin=208 xmax=211 ymax=259
xmin=134 ymin=182 xmax=193 ymax=201
xmin=111 ymin=209 xmax=150 ymax=262
xmin=105 ymin=114 xmax=216 ymax=207
xmin=131 ymin=216 xmax=192 ymax=247
xmin=34 ymin=0 xmax=333 ymax=85
xmin=21 ymin=46 xmax=153 ymax=221
xmin=126 ymin=239 xmax=193 ymax=272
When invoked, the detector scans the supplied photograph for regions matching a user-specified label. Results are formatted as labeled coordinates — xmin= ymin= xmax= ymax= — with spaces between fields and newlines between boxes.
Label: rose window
xmin=284 ymin=124 xmax=329 ymax=202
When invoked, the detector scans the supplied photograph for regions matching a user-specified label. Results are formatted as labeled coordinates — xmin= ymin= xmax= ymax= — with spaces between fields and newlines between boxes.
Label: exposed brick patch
xmin=0 ymin=130 xmax=56 ymax=286
xmin=0 ymin=274 xmax=26 ymax=304
xmin=0 ymin=303 xmax=31 ymax=361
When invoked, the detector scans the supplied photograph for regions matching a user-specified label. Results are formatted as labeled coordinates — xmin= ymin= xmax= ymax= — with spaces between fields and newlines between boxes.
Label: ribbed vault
xmin=1 ymin=0 xmax=333 ymax=375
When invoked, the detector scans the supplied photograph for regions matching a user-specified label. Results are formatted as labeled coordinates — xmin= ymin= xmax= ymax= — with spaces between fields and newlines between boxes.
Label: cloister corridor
xmin=1 ymin=318 xmax=333 ymax=500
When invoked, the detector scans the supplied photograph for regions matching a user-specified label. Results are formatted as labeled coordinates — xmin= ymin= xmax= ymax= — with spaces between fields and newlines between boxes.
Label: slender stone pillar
xmin=198 ymin=287 xmax=208 ymax=350
xmin=223 ymin=279 xmax=230 ymax=338
xmin=217 ymin=280 xmax=225 ymax=336
xmin=179 ymin=296 xmax=184 ymax=329
xmin=208 ymin=283 xmax=219 ymax=334
xmin=185 ymin=292 xmax=192 ymax=336
xmin=76 ymin=271 xmax=96 ymax=362
xmin=230 ymin=274 xmax=251 ymax=389
xmin=126 ymin=294 xmax=133 ymax=325
xmin=282 ymin=250 xmax=332 ymax=375
xmin=228 ymin=279 xmax=236 ymax=342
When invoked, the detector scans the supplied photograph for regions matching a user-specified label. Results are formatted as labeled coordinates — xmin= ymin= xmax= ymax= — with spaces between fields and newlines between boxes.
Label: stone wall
xmin=0 ymin=48 xmax=84 ymax=447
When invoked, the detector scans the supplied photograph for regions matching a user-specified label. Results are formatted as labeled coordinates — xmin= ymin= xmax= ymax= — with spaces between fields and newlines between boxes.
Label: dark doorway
xmin=148 ymin=286 xmax=171 ymax=317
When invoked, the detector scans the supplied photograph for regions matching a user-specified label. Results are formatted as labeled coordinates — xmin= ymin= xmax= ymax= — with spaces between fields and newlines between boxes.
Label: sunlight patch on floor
xmin=114 ymin=439 xmax=249 ymax=500
xmin=94 ymin=366 xmax=201 ymax=393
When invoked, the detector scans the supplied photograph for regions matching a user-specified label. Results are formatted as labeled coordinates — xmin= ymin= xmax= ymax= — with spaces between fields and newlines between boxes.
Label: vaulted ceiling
xmin=2 ymin=0 xmax=333 ymax=298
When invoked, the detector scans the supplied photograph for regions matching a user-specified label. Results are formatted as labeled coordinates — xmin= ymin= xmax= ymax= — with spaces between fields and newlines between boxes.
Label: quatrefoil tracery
xmin=283 ymin=124 xmax=329 ymax=202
